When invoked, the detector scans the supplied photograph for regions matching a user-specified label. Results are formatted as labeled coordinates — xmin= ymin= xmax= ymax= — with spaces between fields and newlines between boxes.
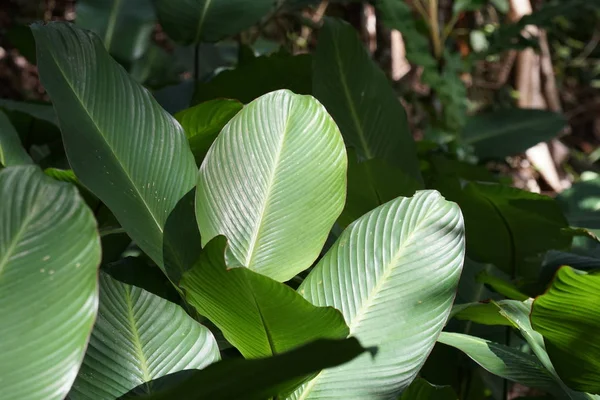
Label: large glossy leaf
xmin=313 ymin=18 xmax=421 ymax=184
xmin=69 ymin=272 xmax=219 ymax=399
xmin=192 ymin=52 xmax=312 ymax=105
xmin=442 ymin=182 xmax=570 ymax=279
xmin=338 ymin=150 xmax=419 ymax=228
xmin=531 ymin=267 xmax=600 ymax=394
xmin=196 ymin=89 xmax=347 ymax=282
xmin=76 ymin=0 xmax=155 ymax=62
xmin=0 ymin=110 xmax=32 ymax=166
xmin=290 ymin=190 xmax=465 ymax=399
xmin=174 ymin=99 xmax=243 ymax=165
xmin=437 ymin=332 xmax=563 ymax=394
xmin=155 ymin=0 xmax=274 ymax=44
xmin=33 ymin=22 xmax=198 ymax=280
xmin=463 ymin=109 xmax=567 ymax=159
xmin=180 ymin=236 xmax=349 ymax=359
xmin=122 ymin=338 xmax=369 ymax=400
xmin=0 ymin=165 xmax=101 ymax=400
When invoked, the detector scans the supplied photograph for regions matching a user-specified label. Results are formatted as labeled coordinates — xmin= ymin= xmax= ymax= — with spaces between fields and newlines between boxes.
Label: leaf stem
xmin=428 ymin=0 xmax=442 ymax=59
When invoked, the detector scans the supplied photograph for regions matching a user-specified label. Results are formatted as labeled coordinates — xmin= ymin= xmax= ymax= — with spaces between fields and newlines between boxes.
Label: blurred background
xmin=0 ymin=0 xmax=599 ymax=196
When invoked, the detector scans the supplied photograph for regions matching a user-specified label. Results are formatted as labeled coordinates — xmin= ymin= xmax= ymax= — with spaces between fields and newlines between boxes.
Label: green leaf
xmin=0 ymin=98 xmax=57 ymax=125
xmin=33 ymin=22 xmax=198 ymax=280
xmin=437 ymin=332 xmax=563 ymax=394
xmin=44 ymin=168 xmax=101 ymax=210
xmin=463 ymin=109 xmax=567 ymax=159
xmin=291 ymin=190 xmax=465 ymax=398
xmin=196 ymin=89 xmax=347 ymax=282
xmin=493 ymin=300 xmax=593 ymax=399
xmin=557 ymin=173 xmax=600 ymax=233
xmin=445 ymin=182 xmax=570 ymax=279
xmin=121 ymin=338 xmax=370 ymax=400
xmin=476 ymin=270 xmax=529 ymax=300
xmin=155 ymin=0 xmax=274 ymax=44
xmin=400 ymin=377 xmax=458 ymax=400
xmin=0 ymin=110 xmax=32 ymax=166
xmin=180 ymin=236 xmax=349 ymax=359
xmin=76 ymin=0 xmax=156 ymax=62
xmin=531 ymin=267 xmax=600 ymax=394
xmin=339 ymin=150 xmax=419 ymax=228
xmin=103 ymin=257 xmax=180 ymax=303
xmin=313 ymin=18 xmax=422 ymax=185
xmin=192 ymin=52 xmax=312 ymax=105
xmin=450 ymin=302 xmax=514 ymax=326
xmin=0 ymin=165 xmax=101 ymax=400
xmin=174 ymin=99 xmax=243 ymax=165
xmin=69 ymin=272 xmax=219 ymax=399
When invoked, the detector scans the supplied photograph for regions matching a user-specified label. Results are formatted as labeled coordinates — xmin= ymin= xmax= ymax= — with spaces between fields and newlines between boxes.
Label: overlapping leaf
xmin=33 ymin=22 xmax=198 ymax=279
xmin=339 ymin=149 xmax=419 ymax=228
xmin=290 ymin=190 xmax=465 ymax=399
xmin=155 ymin=0 xmax=274 ymax=44
xmin=76 ymin=0 xmax=155 ymax=62
xmin=69 ymin=272 xmax=219 ymax=399
xmin=0 ymin=110 xmax=32 ymax=166
xmin=463 ymin=109 xmax=567 ymax=159
xmin=192 ymin=52 xmax=312 ymax=105
xmin=531 ymin=267 xmax=600 ymax=394
xmin=0 ymin=165 xmax=100 ymax=400
xmin=437 ymin=332 xmax=563 ymax=394
xmin=313 ymin=18 xmax=421 ymax=184
xmin=180 ymin=236 xmax=349 ymax=359
xmin=196 ymin=89 xmax=347 ymax=282
xmin=123 ymin=338 xmax=369 ymax=400
xmin=175 ymin=99 xmax=242 ymax=165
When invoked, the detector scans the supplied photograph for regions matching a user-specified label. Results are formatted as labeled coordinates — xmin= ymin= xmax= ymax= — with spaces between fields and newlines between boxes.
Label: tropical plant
xmin=1 ymin=1 xmax=600 ymax=399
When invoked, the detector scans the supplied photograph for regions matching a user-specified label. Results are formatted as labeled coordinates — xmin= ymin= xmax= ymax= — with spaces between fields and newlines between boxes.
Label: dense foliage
xmin=1 ymin=1 xmax=599 ymax=399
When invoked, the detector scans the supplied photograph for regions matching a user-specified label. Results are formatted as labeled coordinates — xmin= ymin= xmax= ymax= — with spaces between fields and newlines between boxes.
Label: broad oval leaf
xmin=463 ymin=109 xmax=567 ymax=159
xmin=313 ymin=18 xmax=422 ymax=184
xmin=196 ymin=89 xmax=347 ymax=282
xmin=0 ymin=165 xmax=101 ymax=400
xmin=155 ymin=0 xmax=274 ymax=44
xmin=33 ymin=22 xmax=198 ymax=279
xmin=290 ymin=190 xmax=465 ymax=399
xmin=76 ymin=0 xmax=156 ymax=62
xmin=0 ymin=110 xmax=32 ymax=166
xmin=175 ymin=99 xmax=243 ymax=165
xmin=531 ymin=267 xmax=600 ymax=394
xmin=180 ymin=236 xmax=349 ymax=359
xmin=69 ymin=272 xmax=219 ymax=399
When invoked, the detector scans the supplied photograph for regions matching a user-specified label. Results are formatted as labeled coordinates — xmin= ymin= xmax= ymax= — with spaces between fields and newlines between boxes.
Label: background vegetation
xmin=1 ymin=0 xmax=600 ymax=399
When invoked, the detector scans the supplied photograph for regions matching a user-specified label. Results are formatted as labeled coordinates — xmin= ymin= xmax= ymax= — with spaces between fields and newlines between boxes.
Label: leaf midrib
xmin=296 ymin=198 xmax=453 ymax=399
xmin=124 ymin=286 xmax=152 ymax=383
xmin=0 ymin=184 xmax=39 ymax=278
xmin=245 ymin=99 xmax=293 ymax=268
xmin=43 ymin=32 xmax=165 ymax=245
xmin=332 ymin=29 xmax=373 ymax=159
xmin=194 ymin=0 xmax=213 ymax=43
xmin=104 ymin=0 xmax=124 ymax=51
